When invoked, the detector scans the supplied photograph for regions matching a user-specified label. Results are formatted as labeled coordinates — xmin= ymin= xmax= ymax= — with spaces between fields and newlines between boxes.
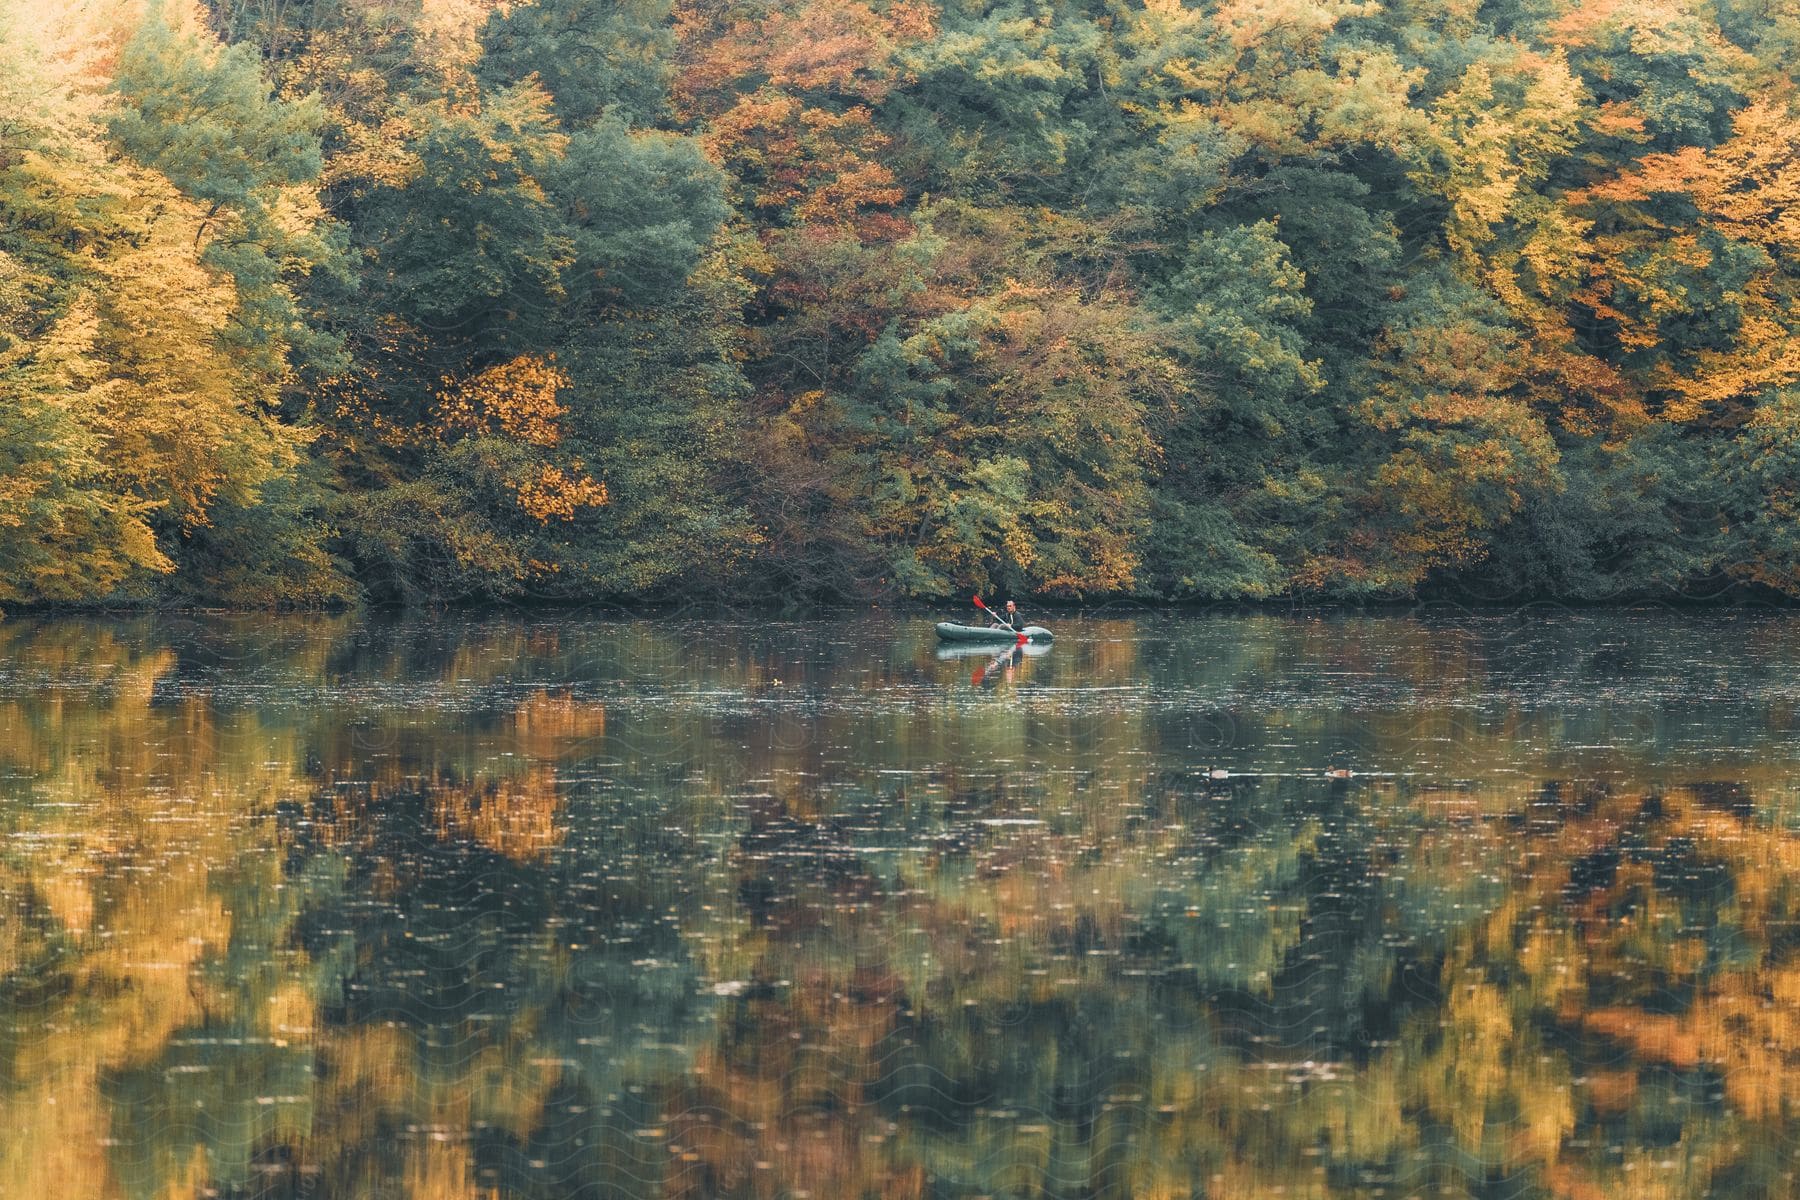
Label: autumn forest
xmin=6 ymin=0 xmax=1800 ymax=607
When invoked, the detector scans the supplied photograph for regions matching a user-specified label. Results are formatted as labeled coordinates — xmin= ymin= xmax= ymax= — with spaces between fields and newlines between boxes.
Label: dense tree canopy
xmin=6 ymin=0 xmax=1800 ymax=605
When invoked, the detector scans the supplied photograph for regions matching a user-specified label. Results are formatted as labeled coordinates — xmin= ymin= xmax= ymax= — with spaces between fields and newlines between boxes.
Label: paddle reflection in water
xmin=1 ymin=612 xmax=1800 ymax=1197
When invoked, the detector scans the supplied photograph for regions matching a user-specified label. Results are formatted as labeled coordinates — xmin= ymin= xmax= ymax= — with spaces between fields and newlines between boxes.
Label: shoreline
xmin=7 ymin=591 xmax=1798 ymax=619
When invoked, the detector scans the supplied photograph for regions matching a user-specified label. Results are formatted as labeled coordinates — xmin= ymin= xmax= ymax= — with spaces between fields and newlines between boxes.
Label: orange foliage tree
xmin=433 ymin=355 xmax=609 ymax=524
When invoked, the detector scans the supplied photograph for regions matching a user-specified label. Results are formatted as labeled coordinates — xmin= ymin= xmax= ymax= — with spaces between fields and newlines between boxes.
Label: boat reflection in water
xmin=6 ymin=611 xmax=1800 ymax=1198
xmin=935 ymin=635 xmax=1052 ymax=687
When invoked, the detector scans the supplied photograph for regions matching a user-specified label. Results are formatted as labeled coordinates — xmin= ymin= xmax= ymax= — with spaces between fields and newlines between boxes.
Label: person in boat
xmin=997 ymin=600 xmax=1020 ymax=629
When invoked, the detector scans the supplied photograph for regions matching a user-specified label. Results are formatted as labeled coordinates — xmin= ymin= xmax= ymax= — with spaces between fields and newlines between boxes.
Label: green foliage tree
xmin=1146 ymin=221 xmax=1327 ymax=597
xmin=351 ymin=81 xmax=572 ymax=357
xmin=478 ymin=0 xmax=675 ymax=127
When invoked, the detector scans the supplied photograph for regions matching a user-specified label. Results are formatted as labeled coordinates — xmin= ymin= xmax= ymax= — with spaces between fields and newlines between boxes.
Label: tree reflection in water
xmin=0 ymin=611 xmax=1797 ymax=1197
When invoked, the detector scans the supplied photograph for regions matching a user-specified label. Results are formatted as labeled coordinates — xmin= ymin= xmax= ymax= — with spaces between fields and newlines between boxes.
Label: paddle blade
xmin=972 ymin=594 xmax=989 ymax=612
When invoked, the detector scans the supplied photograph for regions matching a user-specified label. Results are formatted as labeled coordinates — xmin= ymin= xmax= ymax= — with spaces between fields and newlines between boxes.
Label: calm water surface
xmin=2 ymin=610 xmax=1799 ymax=1198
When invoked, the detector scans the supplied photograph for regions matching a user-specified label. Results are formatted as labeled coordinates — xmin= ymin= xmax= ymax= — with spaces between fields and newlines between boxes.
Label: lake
xmin=1 ymin=609 xmax=1797 ymax=1198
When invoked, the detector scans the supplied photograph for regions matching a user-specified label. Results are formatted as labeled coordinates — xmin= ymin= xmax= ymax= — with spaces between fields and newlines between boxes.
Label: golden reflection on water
xmin=0 ymin=612 xmax=1799 ymax=1197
